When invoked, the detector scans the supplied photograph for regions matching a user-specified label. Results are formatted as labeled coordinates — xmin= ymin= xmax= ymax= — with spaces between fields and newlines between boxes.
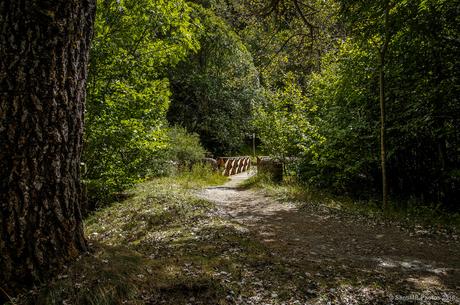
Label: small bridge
xmin=216 ymin=156 xmax=251 ymax=176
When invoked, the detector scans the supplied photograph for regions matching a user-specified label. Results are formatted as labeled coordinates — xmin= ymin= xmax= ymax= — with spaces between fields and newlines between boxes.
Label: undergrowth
xmin=8 ymin=170 xmax=459 ymax=305
xmin=240 ymin=173 xmax=460 ymax=233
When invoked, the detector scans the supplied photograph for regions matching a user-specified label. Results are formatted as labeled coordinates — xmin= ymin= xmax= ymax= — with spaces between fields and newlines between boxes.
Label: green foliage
xmin=211 ymin=0 xmax=340 ymax=89
xmin=80 ymin=0 xmax=459 ymax=211
xmin=167 ymin=3 xmax=260 ymax=155
xmin=166 ymin=126 xmax=205 ymax=167
xmin=253 ymin=73 xmax=323 ymax=160
xmin=302 ymin=39 xmax=379 ymax=191
xmin=302 ymin=0 xmax=460 ymax=207
xmin=83 ymin=0 xmax=200 ymax=197
xmin=382 ymin=0 xmax=460 ymax=207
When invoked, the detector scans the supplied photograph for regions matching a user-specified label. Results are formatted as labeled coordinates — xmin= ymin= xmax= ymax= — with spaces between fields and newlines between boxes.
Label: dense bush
xmin=166 ymin=126 xmax=206 ymax=169
xmin=83 ymin=125 xmax=207 ymax=212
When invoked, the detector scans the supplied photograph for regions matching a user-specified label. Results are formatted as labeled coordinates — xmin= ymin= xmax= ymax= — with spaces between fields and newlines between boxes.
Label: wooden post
xmin=252 ymin=133 xmax=256 ymax=158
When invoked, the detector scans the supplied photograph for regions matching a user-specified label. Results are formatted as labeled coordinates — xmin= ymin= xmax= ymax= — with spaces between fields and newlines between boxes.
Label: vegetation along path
xmin=198 ymin=172 xmax=460 ymax=304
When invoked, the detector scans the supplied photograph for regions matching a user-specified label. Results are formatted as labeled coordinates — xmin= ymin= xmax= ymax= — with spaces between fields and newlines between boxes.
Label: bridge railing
xmin=216 ymin=156 xmax=251 ymax=176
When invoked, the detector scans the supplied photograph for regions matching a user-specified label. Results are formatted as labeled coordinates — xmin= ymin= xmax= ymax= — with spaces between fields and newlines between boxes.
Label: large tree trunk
xmin=0 ymin=0 xmax=96 ymax=295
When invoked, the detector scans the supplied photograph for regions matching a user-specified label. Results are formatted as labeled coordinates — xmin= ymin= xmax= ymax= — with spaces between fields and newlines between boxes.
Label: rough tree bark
xmin=0 ymin=0 xmax=96 ymax=296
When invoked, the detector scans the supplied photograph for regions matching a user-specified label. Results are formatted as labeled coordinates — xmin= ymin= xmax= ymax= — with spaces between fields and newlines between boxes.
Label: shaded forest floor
xmin=17 ymin=172 xmax=459 ymax=305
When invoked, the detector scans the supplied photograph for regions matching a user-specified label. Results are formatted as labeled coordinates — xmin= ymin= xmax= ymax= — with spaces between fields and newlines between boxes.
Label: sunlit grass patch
xmin=163 ymin=164 xmax=229 ymax=189
xmin=85 ymin=178 xmax=215 ymax=246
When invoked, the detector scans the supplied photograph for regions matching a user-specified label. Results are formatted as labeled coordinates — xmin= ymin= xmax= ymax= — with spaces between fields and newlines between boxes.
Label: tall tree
xmin=0 ymin=0 xmax=96 ymax=295
xmin=377 ymin=1 xmax=392 ymax=210
xmin=339 ymin=0 xmax=396 ymax=209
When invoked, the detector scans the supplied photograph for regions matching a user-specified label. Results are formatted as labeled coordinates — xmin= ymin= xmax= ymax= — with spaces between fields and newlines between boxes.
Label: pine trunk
xmin=0 ymin=0 xmax=96 ymax=294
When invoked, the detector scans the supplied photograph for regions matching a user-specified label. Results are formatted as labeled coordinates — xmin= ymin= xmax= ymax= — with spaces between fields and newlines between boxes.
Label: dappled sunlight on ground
xmin=198 ymin=174 xmax=460 ymax=304
xmin=16 ymin=174 xmax=459 ymax=305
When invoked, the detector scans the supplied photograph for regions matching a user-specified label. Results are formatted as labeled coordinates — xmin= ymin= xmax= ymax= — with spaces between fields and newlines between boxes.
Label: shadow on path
xmin=198 ymin=172 xmax=460 ymax=304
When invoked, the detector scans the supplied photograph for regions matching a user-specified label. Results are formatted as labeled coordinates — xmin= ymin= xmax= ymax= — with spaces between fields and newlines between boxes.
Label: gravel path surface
xmin=198 ymin=172 xmax=460 ymax=305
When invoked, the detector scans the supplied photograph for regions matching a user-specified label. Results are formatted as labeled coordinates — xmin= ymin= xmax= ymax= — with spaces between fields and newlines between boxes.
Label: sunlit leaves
xmin=253 ymin=73 xmax=323 ymax=160
xmin=84 ymin=0 xmax=200 ymax=192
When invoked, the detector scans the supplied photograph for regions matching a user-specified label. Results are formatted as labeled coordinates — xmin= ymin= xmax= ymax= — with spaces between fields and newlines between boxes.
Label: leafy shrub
xmin=82 ymin=126 xmax=207 ymax=212
xmin=166 ymin=126 xmax=205 ymax=169
xmin=253 ymin=73 xmax=323 ymax=161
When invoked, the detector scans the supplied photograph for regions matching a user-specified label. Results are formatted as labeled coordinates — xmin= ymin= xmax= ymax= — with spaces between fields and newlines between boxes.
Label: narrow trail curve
xmin=198 ymin=172 xmax=460 ymax=303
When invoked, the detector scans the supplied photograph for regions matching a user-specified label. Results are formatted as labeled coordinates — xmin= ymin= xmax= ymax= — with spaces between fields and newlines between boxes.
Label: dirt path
xmin=199 ymin=172 xmax=460 ymax=304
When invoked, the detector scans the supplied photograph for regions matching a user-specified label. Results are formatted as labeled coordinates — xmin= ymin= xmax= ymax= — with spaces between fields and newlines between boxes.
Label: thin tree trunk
xmin=0 ymin=0 xmax=96 ymax=295
xmin=379 ymin=53 xmax=388 ymax=210
xmin=380 ymin=1 xmax=391 ymax=210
